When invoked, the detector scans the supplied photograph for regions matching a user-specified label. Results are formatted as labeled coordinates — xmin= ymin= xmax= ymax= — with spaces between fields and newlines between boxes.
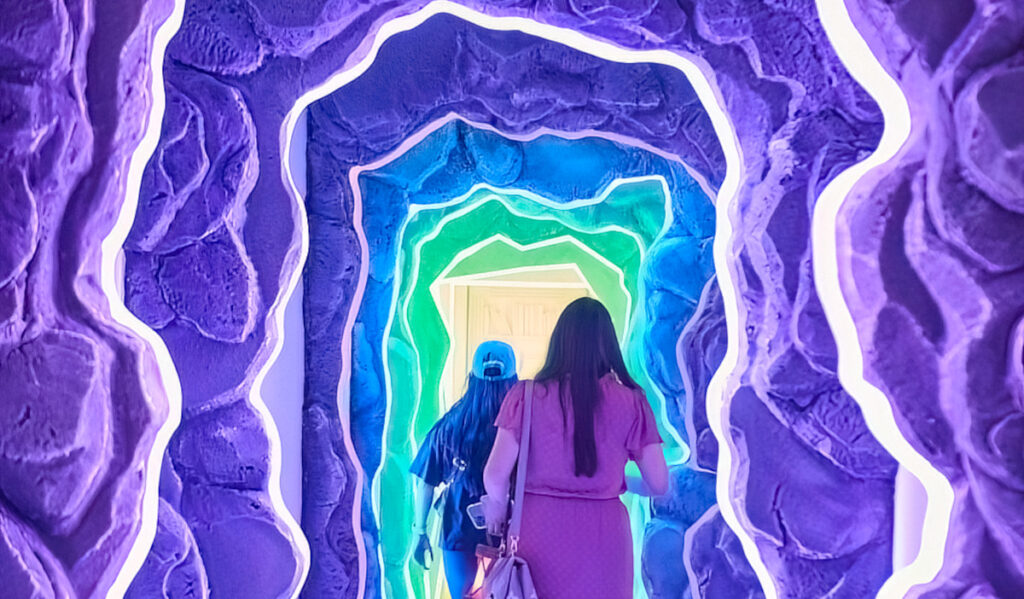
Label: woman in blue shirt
xmin=409 ymin=341 xmax=518 ymax=597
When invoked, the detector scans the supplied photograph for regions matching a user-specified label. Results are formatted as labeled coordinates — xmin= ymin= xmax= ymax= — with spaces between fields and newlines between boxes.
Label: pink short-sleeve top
xmin=494 ymin=375 xmax=663 ymax=499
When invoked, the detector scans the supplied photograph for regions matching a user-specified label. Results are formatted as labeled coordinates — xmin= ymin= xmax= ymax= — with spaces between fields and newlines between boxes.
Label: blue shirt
xmin=410 ymin=422 xmax=496 ymax=551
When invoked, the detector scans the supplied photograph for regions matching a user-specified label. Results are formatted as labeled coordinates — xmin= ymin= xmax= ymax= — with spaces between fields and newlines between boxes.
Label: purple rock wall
xmin=0 ymin=0 xmax=174 ymax=596
xmin=8 ymin=0 xmax=1023 ymax=597
xmin=840 ymin=1 xmax=1024 ymax=596
xmin=122 ymin=26 xmax=305 ymax=599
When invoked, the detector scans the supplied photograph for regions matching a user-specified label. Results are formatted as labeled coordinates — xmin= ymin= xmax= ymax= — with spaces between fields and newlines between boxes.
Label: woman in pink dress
xmin=482 ymin=297 xmax=669 ymax=599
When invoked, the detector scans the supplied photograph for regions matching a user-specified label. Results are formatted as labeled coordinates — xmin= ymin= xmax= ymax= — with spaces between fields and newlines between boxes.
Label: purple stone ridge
xmin=840 ymin=0 xmax=1024 ymax=596
xmin=17 ymin=0 xmax=1020 ymax=596
xmin=0 ymin=0 xmax=176 ymax=596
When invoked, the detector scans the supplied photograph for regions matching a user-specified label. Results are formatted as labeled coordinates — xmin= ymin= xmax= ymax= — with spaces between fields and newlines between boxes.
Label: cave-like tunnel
xmin=2 ymin=1 xmax=1024 ymax=599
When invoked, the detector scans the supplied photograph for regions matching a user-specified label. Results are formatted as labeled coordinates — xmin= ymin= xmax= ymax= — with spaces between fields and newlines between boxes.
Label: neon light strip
xmin=435 ymin=263 xmax=594 ymax=291
xmin=813 ymin=2 xmax=954 ymax=596
xmin=349 ymin=120 xmax=695 ymax=597
xmin=414 ymin=235 xmax=632 ymax=595
xmin=392 ymin=217 xmax=641 ymax=597
xmin=280 ymin=3 xmax=751 ymax=597
xmin=102 ymin=1 xmax=187 ymax=595
xmin=430 ymin=234 xmax=624 ymax=380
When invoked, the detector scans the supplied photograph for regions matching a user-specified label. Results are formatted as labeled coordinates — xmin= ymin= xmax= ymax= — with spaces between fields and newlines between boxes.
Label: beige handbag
xmin=479 ymin=381 xmax=538 ymax=599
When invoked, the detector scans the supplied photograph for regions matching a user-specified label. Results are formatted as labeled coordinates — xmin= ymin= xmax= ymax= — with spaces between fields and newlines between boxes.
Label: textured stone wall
xmin=297 ymin=5 xmax=897 ymax=599
xmin=840 ymin=1 xmax=1024 ymax=596
xmin=302 ymin=17 xmax=726 ymax=596
xmin=0 ymin=0 xmax=174 ymax=596
xmin=6 ymin=0 xmax=1022 ymax=598
xmin=307 ymin=100 xmax=715 ymax=594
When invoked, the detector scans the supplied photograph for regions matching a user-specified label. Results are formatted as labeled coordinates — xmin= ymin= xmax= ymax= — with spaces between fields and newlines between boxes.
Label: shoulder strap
xmin=506 ymin=381 xmax=534 ymax=554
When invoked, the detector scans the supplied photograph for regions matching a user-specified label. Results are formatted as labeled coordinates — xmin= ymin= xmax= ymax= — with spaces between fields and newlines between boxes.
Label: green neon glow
xmin=378 ymin=178 xmax=675 ymax=598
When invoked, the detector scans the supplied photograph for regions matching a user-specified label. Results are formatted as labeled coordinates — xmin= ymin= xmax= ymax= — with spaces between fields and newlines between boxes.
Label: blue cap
xmin=472 ymin=340 xmax=517 ymax=380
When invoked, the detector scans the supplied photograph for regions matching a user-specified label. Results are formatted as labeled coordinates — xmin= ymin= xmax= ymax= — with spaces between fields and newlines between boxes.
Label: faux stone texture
xmin=303 ymin=19 xmax=724 ymax=597
xmin=687 ymin=508 xmax=766 ymax=599
xmin=108 ymin=0 xmax=904 ymax=597
xmin=0 ymin=0 xmax=176 ymax=596
xmin=14 ymin=0 xmax=1021 ymax=596
xmin=841 ymin=0 xmax=1024 ymax=596
xmin=679 ymin=278 xmax=726 ymax=472
xmin=124 ymin=6 xmax=305 ymax=598
xmin=300 ymin=8 xmax=893 ymax=599
xmin=0 ymin=331 xmax=111 ymax=536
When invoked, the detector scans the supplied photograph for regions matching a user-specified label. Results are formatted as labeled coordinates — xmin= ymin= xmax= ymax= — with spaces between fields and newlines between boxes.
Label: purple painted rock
xmin=129 ymin=65 xmax=258 ymax=254
xmin=642 ymin=519 xmax=688 ymax=599
xmin=0 ymin=504 xmax=74 ymax=599
xmin=126 ymin=499 xmax=210 ymax=599
xmin=124 ymin=250 xmax=177 ymax=330
xmin=156 ymin=226 xmax=259 ymax=343
xmin=0 ymin=330 xmax=112 ymax=536
xmin=0 ymin=171 xmax=38 ymax=291
xmin=180 ymin=484 xmax=300 ymax=598
xmin=687 ymin=508 xmax=765 ymax=599
xmin=170 ymin=399 xmax=271 ymax=490
xmin=168 ymin=0 xmax=266 ymax=75
xmin=955 ymin=56 xmax=1024 ymax=214
xmin=840 ymin=0 xmax=1024 ymax=594
xmin=679 ymin=278 xmax=725 ymax=471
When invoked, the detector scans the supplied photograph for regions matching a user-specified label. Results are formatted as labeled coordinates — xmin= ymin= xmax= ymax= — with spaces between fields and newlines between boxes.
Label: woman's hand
xmin=413 ymin=533 xmax=433 ymax=569
xmin=481 ymin=494 xmax=507 ymax=538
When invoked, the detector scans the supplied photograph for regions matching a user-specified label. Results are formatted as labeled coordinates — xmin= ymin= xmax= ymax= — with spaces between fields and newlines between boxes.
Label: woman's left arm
xmin=411 ymin=476 xmax=436 ymax=568
xmin=482 ymin=428 xmax=519 ymax=537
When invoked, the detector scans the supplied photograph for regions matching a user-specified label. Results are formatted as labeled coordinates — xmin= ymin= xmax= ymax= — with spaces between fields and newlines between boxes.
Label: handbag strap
xmin=506 ymin=380 xmax=534 ymax=554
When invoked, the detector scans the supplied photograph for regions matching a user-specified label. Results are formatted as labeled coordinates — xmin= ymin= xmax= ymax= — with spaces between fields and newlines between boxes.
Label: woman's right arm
xmin=482 ymin=428 xmax=519 ymax=536
xmin=628 ymin=444 xmax=669 ymax=497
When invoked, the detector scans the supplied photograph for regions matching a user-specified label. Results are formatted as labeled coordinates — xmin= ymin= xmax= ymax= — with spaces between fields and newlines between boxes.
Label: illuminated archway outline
xmin=279 ymin=4 xmax=755 ymax=597
xmin=343 ymin=116 xmax=709 ymax=596
xmin=106 ymin=1 xmax=958 ymax=598
xmin=379 ymin=181 xmax=665 ymax=596
xmin=276 ymin=2 xmax=959 ymax=598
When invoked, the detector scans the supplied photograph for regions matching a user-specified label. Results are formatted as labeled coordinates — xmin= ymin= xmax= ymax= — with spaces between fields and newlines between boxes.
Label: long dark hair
xmin=535 ymin=297 xmax=639 ymax=477
xmin=437 ymin=375 xmax=518 ymax=495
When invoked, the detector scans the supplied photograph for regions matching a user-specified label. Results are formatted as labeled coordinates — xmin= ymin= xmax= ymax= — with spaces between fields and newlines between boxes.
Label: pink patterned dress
xmin=494 ymin=375 xmax=663 ymax=599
